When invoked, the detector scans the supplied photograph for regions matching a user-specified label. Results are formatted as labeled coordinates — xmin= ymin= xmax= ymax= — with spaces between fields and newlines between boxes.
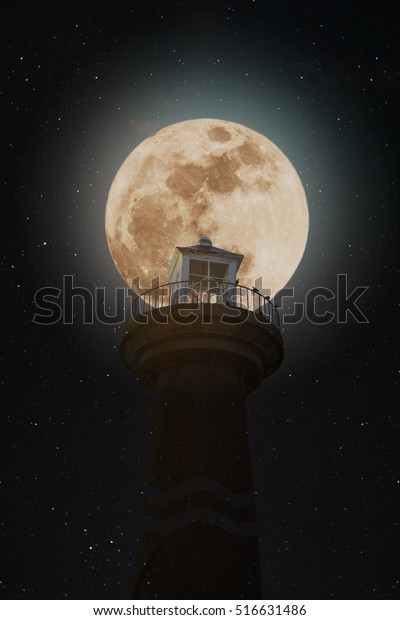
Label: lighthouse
xmin=121 ymin=236 xmax=284 ymax=599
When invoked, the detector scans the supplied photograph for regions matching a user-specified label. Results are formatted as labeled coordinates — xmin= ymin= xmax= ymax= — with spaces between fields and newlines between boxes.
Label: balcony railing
xmin=130 ymin=280 xmax=280 ymax=329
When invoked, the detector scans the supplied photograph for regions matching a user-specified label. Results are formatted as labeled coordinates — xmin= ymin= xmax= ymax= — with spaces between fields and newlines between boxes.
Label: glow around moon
xmin=105 ymin=119 xmax=308 ymax=297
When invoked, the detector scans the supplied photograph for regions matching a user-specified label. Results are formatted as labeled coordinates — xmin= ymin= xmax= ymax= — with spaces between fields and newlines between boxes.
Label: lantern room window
xmin=189 ymin=259 xmax=229 ymax=290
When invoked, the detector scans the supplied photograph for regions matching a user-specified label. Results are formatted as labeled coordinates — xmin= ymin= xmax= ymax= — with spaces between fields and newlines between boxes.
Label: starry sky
xmin=2 ymin=0 xmax=399 ymax=600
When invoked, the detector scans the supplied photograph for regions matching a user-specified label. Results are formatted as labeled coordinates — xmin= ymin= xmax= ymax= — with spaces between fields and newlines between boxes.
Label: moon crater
xmin=165 ymin=163 xmax=205 ymax=199
xmin=208 ymin=126 xmax=232 ymax=142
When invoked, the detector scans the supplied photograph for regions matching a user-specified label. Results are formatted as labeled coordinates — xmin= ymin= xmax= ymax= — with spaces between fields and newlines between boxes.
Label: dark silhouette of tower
xmin=121 ymin=237 xmax=283 ymax=599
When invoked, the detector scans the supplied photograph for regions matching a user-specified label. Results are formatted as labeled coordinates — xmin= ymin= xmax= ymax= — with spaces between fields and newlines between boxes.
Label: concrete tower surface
xmin=121 ymin=238 xmax=283 ymax=599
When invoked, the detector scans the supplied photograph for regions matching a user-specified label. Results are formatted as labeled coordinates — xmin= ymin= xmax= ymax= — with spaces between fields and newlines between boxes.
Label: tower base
xmin=121 ymin=304 xmax=283 ymax=599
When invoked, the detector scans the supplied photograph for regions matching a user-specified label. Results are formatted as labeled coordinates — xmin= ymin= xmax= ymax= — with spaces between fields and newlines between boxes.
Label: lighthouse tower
xmin=121 ymin=237 xmax=283 ymax=599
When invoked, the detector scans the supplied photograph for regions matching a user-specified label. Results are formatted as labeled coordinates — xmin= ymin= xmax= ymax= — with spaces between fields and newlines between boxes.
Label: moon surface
xmin=105 ymin=118 xmax=308 ymax=297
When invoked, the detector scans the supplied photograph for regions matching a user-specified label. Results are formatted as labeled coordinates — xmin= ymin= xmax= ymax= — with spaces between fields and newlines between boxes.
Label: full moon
xmin=105 ymin=118 xmax=308 ymax=297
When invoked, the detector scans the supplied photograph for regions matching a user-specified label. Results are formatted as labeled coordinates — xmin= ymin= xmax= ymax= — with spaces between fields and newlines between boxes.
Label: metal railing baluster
xmin=130 ymin=280 xmax=280 ymax=329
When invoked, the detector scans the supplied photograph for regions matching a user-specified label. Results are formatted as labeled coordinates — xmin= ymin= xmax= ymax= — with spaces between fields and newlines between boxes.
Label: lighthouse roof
xmin=176 ymin=237 xmax=244 ymax=265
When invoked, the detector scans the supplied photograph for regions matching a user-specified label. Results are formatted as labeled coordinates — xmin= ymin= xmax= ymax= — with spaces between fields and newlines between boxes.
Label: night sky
xmin=2 ymin=0 xmax=399 ymax=600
